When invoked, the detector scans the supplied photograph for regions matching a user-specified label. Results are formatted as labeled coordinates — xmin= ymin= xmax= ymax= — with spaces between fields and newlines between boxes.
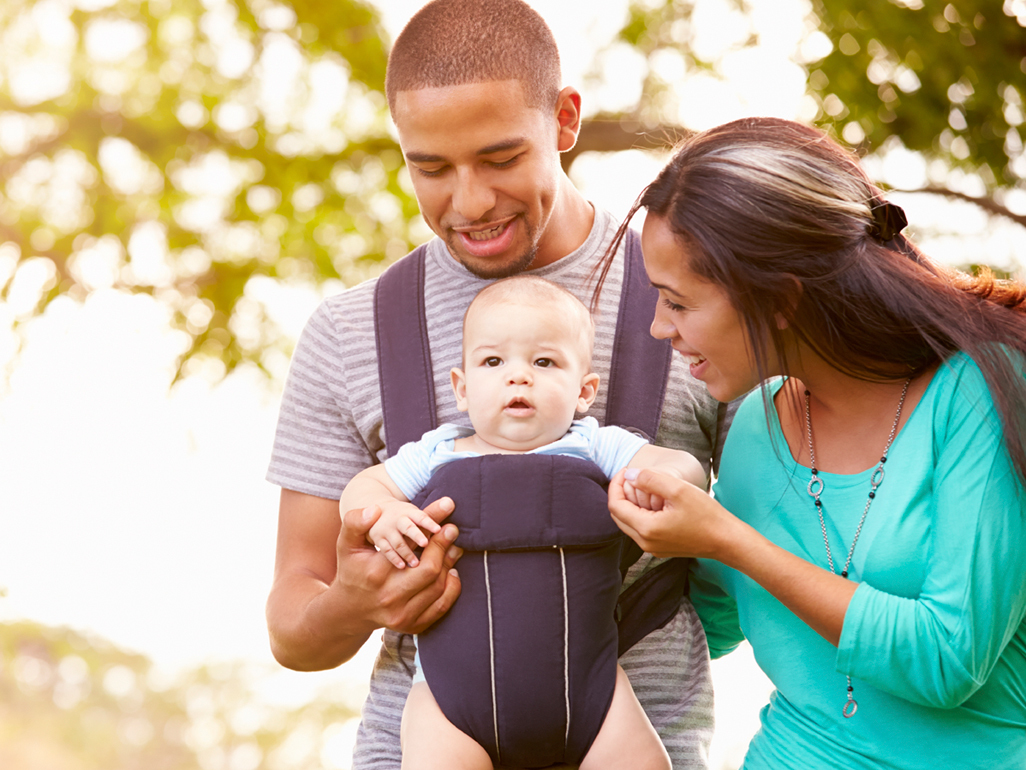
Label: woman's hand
xmin=609 ymin=467 xmax=732 ymax=559
xmin=613 ymin=467 xmax=858 ymax=646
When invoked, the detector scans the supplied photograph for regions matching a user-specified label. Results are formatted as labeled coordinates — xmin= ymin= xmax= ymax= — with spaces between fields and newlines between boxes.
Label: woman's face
xmin=642 ymin=213 xmax=764 ymax=403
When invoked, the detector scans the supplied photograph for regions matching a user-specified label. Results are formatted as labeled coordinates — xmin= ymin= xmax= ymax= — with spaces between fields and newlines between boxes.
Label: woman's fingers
xmin=623 ymin=467 xmax=686 ymax=501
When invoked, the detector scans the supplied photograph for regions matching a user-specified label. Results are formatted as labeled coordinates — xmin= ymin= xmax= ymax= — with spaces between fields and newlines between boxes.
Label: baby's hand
xmin=367 ymin=498 xmax=452 ymax=569
xmin=623 ymin=477 xmax=666 ymax=511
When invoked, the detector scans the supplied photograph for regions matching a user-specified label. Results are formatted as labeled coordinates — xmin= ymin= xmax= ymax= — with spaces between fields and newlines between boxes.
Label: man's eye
xmin=488 ymin=155 xmax=519 ymax=169
xmin=534 ymin=358 xmax=554 ymax=368
xmin=415 ymin=165 xmax=446 ymax=177
xmin=484 ymin=357 xmax=502 ymax=367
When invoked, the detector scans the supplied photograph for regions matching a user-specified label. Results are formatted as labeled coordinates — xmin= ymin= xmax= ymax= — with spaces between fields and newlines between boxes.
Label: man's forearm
xmin=266 ymin=572 xmax=377 ymax=671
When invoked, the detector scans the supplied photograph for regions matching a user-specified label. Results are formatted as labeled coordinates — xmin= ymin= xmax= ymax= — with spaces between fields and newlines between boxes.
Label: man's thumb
xmin=340 ymin=504 xmax=381 ymax=546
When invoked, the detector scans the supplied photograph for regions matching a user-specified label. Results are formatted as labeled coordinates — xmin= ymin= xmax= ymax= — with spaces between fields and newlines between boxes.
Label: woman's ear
xmin=776 ymin=275 xmax=804 ymax=329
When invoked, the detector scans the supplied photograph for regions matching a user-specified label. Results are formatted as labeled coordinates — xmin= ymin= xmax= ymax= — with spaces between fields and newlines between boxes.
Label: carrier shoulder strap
xmin=603 ymin=229 xmax=673 ymax=437
xmin=374 ymin=245 xmax=437 ymax=456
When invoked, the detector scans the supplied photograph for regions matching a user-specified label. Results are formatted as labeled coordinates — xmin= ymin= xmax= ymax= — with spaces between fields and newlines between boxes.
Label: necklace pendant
xmin=843 ymin=697 xmax=858 ymax=718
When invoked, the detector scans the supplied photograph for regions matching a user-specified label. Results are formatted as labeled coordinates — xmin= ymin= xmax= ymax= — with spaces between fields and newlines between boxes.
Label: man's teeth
xmin=466 ymin=224 xmax=506 ymax=241
xmin=683 ymin=354 xmax=706 ymax=365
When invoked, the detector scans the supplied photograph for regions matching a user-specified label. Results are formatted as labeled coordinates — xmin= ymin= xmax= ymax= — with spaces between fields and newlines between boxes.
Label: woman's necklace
xmin=803 ymin=378 xmax=911 ymax=719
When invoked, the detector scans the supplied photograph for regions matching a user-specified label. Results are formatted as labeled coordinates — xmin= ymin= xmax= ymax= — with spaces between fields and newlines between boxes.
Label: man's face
xmin=392 ymin=80 xmax=568 ymax=279
xmin=451 ymin=299 xmax=597 ymax=452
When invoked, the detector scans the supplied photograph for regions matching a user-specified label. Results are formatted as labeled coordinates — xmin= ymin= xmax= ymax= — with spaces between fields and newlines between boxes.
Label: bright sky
xmin=1 ymin=1 xmax=1021 ymax=768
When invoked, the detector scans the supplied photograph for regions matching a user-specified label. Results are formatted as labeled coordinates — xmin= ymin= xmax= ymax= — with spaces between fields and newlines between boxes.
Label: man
xmin=265 ymin=1 xmax=730 ymax=767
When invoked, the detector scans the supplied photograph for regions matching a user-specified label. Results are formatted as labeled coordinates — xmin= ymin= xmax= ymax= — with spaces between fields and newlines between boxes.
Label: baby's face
xmin=452 ymin=300 xmax=597 ymax=452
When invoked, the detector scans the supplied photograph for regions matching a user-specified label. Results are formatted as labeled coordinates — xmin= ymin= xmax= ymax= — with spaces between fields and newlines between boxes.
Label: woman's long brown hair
xmin=595 ymin=117 xmax=1026 ymax=484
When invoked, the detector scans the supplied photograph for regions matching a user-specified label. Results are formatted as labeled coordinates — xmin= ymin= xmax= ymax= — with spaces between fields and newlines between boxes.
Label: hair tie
xmin=868 ymin=200 xmax=908 ymax=242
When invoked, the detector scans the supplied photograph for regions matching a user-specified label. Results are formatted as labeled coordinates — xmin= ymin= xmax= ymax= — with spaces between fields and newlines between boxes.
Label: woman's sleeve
xmin=836 ymin=364 xmax=1026 ymax=708
xmin=689 ymin=558 xmax=746 ymax=659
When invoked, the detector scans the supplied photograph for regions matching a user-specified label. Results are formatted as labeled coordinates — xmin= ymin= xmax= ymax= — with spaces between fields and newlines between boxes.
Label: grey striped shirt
xmin=267 ymin=208 xmax=728 ymax=769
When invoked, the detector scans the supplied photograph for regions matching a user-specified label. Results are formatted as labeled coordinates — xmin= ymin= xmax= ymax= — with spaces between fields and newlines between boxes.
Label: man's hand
xmin=266 ymin=489 xmax=462 ymax=671
xmin=339 ymin=499 xmax=462 ymax=632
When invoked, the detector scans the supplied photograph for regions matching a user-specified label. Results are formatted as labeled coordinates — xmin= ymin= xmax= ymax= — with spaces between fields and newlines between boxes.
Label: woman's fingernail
xmin=624 ymin=468 xmax=640 ymax=481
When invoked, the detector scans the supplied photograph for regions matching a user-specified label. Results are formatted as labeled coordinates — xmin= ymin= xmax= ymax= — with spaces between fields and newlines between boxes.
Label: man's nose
xmin=452 ymin=168 xmax=497 ymax=222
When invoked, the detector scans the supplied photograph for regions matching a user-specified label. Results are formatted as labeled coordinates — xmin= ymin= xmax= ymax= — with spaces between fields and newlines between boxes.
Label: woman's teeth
xmin=682 ymin=354 xmax=706 ymax=365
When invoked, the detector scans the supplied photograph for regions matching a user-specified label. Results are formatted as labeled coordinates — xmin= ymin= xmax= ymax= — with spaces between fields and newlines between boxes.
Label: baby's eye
xmin=534 ymin=358 xmax=555 ymax=368
xmin=483 ymin=356 xmax=502 ymax=367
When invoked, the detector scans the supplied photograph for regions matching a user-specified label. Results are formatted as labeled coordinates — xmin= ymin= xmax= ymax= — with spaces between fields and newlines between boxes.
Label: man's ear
xmin=451 ymin=367 xmax=469 ymax=412
xmin=576 ymin=372 xmax=600 ymax=413
xmin=554 ymin=86 xmax=582 ymax=153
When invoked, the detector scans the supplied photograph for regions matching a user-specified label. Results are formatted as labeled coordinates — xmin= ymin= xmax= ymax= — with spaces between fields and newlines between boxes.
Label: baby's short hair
xmin=464 ymin=276 xmax=596 ymax=364
xmin=385 ymin=0 xmax=562 ymax=113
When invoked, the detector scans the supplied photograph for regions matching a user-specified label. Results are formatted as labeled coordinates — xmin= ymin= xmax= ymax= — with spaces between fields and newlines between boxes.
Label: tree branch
xmin=563 ymin=118 xmax=689 ymax=171
xmin=568 ymin=118 xmax=1026 ymax=229
xmin=890 ymin=186 xmax=1026 ymax=229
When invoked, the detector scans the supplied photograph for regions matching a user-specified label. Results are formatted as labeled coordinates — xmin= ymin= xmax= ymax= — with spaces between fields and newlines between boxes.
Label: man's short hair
xmin=385 ymin=0 xmax=562 ymax=112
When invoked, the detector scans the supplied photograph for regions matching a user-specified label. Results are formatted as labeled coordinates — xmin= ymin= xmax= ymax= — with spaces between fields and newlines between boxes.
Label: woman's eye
xmin=484 ymin=357 xmax=502 ymax=367
xmin=661 ymin=298 xmax=687 ymax=313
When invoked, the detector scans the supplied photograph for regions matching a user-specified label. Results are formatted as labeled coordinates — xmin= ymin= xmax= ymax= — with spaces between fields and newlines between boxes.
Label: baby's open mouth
xmin=505 ymin=398 xmax=533 ymax=410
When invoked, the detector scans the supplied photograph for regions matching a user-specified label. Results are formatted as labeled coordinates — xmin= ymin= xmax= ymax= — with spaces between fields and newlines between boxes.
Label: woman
xmin=600 ymin=117 xmax=1026 ymax=768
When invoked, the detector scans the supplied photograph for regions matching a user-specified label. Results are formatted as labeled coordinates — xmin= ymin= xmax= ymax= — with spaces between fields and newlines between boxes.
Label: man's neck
xmin=531 ymin=179 xmax=595 ymax=269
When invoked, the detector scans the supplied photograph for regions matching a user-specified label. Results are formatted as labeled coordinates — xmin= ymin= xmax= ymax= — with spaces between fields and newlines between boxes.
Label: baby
xmin=342 ymin=276 xmax=705 ymax=770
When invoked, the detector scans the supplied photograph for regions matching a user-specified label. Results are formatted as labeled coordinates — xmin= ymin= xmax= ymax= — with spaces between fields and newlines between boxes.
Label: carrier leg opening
xmin=401 ymin=682 xmax=494 ymax=770
xmin=577 ymin=665 xmax=671 ymax=770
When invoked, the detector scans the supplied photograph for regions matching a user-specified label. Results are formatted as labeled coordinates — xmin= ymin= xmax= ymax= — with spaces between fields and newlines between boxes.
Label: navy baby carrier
xmin=374 ymin=231 xmax=689 ymax=768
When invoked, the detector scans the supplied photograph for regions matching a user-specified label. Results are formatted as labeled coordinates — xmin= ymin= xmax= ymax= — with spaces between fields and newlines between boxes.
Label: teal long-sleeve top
xmin=692 ymin=353 xmax=1026 ymax=769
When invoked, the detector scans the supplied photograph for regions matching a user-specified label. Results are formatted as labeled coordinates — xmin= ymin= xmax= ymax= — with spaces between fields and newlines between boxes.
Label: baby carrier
xmin=374 ymin=231 xmax=690 ymax=768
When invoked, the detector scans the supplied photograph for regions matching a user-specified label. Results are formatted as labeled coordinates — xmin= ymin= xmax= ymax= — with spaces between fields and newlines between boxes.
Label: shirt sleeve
xmin=591 ymin=423 xmax=650 ymax=478
xmin=689 ymin=558 xmax=746 ymax=659
xmin=836 ymin=360 xmax=1026 ymax=708
xmin=266 ymin=300 xmax=374 ymax=499
xmin=383 ymin=429 xmax=445 ymax=501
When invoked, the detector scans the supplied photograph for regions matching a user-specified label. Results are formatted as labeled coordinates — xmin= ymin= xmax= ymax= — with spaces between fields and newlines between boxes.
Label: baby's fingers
xmin=410 ymin=511 xmax=442 ymax=536
xmin=376 ymin=540 xmax=408 ymax=570
xmin=399 ymin=517 xmax=430 ymax=549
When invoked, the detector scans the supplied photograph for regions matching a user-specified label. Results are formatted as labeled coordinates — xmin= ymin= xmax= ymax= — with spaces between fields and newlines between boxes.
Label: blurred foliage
xmin=0 ymin=0 xmax=419 ymax=381
xmin=1 ymin=0 xmax=1023 ymax=380
xmin=0 ymin=620 xmax=358 ymax=770
xmin=608 ymin=0 xmax=1025 ymax=226
xmin=810 ymin=0 xmax=1026 ymax=221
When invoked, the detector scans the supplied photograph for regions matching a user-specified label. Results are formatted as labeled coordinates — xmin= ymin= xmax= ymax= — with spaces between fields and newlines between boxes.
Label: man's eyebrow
xmin=475 ymin=138 xmax=527 ymax=156
xmin=404 ymin=138 xmax=527 ymax=165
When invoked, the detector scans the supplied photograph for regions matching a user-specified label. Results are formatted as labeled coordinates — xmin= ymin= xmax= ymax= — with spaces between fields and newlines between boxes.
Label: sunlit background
xmin=1 ymin=0 xmax=1024 ymax=767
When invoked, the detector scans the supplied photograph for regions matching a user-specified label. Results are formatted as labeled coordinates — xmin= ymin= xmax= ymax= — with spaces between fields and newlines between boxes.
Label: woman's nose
xmin=650 ymin=304 xmax=677 ymax=341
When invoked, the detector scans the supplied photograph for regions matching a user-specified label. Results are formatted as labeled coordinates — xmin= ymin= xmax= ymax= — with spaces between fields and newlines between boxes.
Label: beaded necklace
xmin=803 ymin=378 xmax=911 ymax=718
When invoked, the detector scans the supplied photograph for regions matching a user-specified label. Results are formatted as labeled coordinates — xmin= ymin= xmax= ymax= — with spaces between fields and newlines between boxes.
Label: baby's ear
xmin=451 ymin=367 xmax=470 ymax=412
xmin=576 ymin=373 xmax=600 ymax=413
